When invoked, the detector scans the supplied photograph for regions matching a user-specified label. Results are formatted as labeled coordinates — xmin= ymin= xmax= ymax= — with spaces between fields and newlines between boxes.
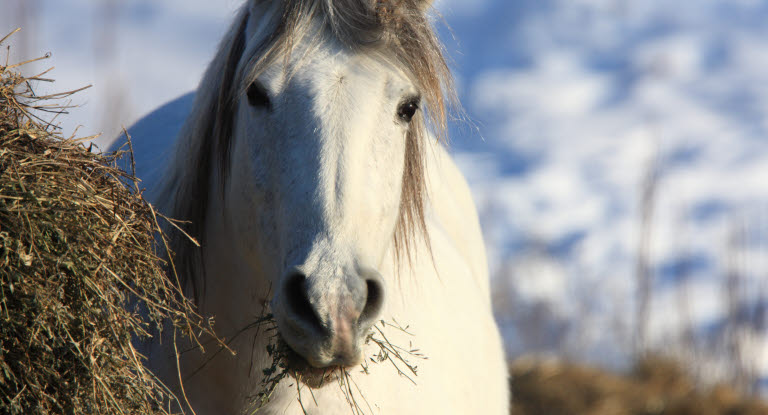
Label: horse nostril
xmin=284 ymin=272 xmax=324 ymax=333
xmin=359 ymin=275 xmax=384 ymax=326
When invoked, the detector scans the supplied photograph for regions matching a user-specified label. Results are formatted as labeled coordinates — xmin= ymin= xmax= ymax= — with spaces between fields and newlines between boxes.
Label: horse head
xmin=163 ymin=0 xmax=451 ymax=373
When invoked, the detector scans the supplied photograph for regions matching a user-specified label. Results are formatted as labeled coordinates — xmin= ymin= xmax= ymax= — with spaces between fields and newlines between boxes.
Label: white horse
xmin=121 ymin=0 xmax=508 ymax=413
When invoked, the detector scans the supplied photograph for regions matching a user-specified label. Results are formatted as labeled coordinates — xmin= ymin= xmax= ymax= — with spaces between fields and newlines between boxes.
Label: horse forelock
xmin=163 ymin=0 xmax=456 ymax=302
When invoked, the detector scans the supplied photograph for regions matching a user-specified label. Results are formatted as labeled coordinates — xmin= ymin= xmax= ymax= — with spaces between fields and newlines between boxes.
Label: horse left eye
xmin=397 ymin=98 xmax=420 ymax=123
xmin=247 ymin=81 xmax=271 ymax=109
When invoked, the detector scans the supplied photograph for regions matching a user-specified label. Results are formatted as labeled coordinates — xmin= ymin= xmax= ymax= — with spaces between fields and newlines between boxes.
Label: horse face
xmin=225 ymin=28 xmax=420 ymax=369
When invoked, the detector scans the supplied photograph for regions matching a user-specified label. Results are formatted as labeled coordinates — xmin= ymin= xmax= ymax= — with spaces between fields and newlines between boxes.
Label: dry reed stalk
xmin=634 ymin=148 xmax=660 ymax=355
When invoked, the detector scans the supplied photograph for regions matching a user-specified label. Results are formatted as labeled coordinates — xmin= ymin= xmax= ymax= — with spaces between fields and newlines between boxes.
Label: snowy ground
xmin=4 ymin=0 xmax=768 ymax=391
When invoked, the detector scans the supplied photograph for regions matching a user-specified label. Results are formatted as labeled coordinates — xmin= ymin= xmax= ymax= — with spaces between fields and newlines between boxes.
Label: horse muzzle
xmin=273 ymin=265 xmax=385 ymax=369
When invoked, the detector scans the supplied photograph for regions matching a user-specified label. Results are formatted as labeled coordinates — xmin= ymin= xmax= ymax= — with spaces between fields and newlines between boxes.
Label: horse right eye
xmin=397 ymin=97 xmax=420 ymax=123
xmin=247 ymin=81 xmax=271 ymax=109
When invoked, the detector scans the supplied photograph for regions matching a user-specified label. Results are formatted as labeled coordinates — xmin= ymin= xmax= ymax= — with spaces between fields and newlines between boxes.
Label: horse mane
xmin=160 ymin=0 xmax=456 ymax=302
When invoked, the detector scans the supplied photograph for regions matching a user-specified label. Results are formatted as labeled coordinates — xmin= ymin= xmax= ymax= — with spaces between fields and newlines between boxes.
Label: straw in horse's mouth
xmin=252 ymin=320 xmax=424 ymax=412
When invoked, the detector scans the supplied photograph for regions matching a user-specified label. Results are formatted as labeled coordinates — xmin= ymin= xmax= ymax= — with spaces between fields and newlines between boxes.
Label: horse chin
xmin=281 ymin=345 xmax=345 ymax=389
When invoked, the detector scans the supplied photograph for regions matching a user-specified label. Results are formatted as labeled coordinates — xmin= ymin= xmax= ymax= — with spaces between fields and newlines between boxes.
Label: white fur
xmin=127 ymin=2 xmax=508 ymax=414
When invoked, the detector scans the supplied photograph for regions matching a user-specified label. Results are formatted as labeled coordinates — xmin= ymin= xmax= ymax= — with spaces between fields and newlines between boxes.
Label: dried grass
xmin=0 ymin=30 xmax=216 ymax=414
xmin=246 ymin=317 xmax=426 ymax=415
xmin=510 ymin=355 xmax=768 ymax=415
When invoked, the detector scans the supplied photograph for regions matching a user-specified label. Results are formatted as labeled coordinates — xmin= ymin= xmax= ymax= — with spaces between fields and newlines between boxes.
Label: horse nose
xmin=279 ymin=267 xmax=385 ymax=368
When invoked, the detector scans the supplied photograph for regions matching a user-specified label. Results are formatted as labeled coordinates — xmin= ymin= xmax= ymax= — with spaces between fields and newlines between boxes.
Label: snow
xmin=444 ymin=0 xmax=768 ymax=385
xmin=5 ymin=0 xmax=768 ymax=390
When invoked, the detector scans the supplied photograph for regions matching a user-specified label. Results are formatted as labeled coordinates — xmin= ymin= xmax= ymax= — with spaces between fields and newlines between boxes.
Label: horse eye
xmin=247 ymin=81 xmax=271 ymax=109
xmin=397 ymin=98 xmax=420 ymax=123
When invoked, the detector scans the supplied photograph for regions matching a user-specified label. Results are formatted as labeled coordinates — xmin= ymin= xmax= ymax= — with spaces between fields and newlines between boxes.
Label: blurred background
xmin=4 ymin=0 xmax=768 ymax=406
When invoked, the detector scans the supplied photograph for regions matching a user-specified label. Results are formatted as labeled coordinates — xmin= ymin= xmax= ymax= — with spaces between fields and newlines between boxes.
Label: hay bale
xmin=0 ymin=30 xmax=213 ymax=414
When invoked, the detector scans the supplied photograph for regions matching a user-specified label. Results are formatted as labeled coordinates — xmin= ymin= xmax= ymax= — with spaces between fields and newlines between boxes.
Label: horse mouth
xmin=282 ymin=348 xmax=344 ymax=389
xmin=279 ymin=339 xmax=345 ymax=389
